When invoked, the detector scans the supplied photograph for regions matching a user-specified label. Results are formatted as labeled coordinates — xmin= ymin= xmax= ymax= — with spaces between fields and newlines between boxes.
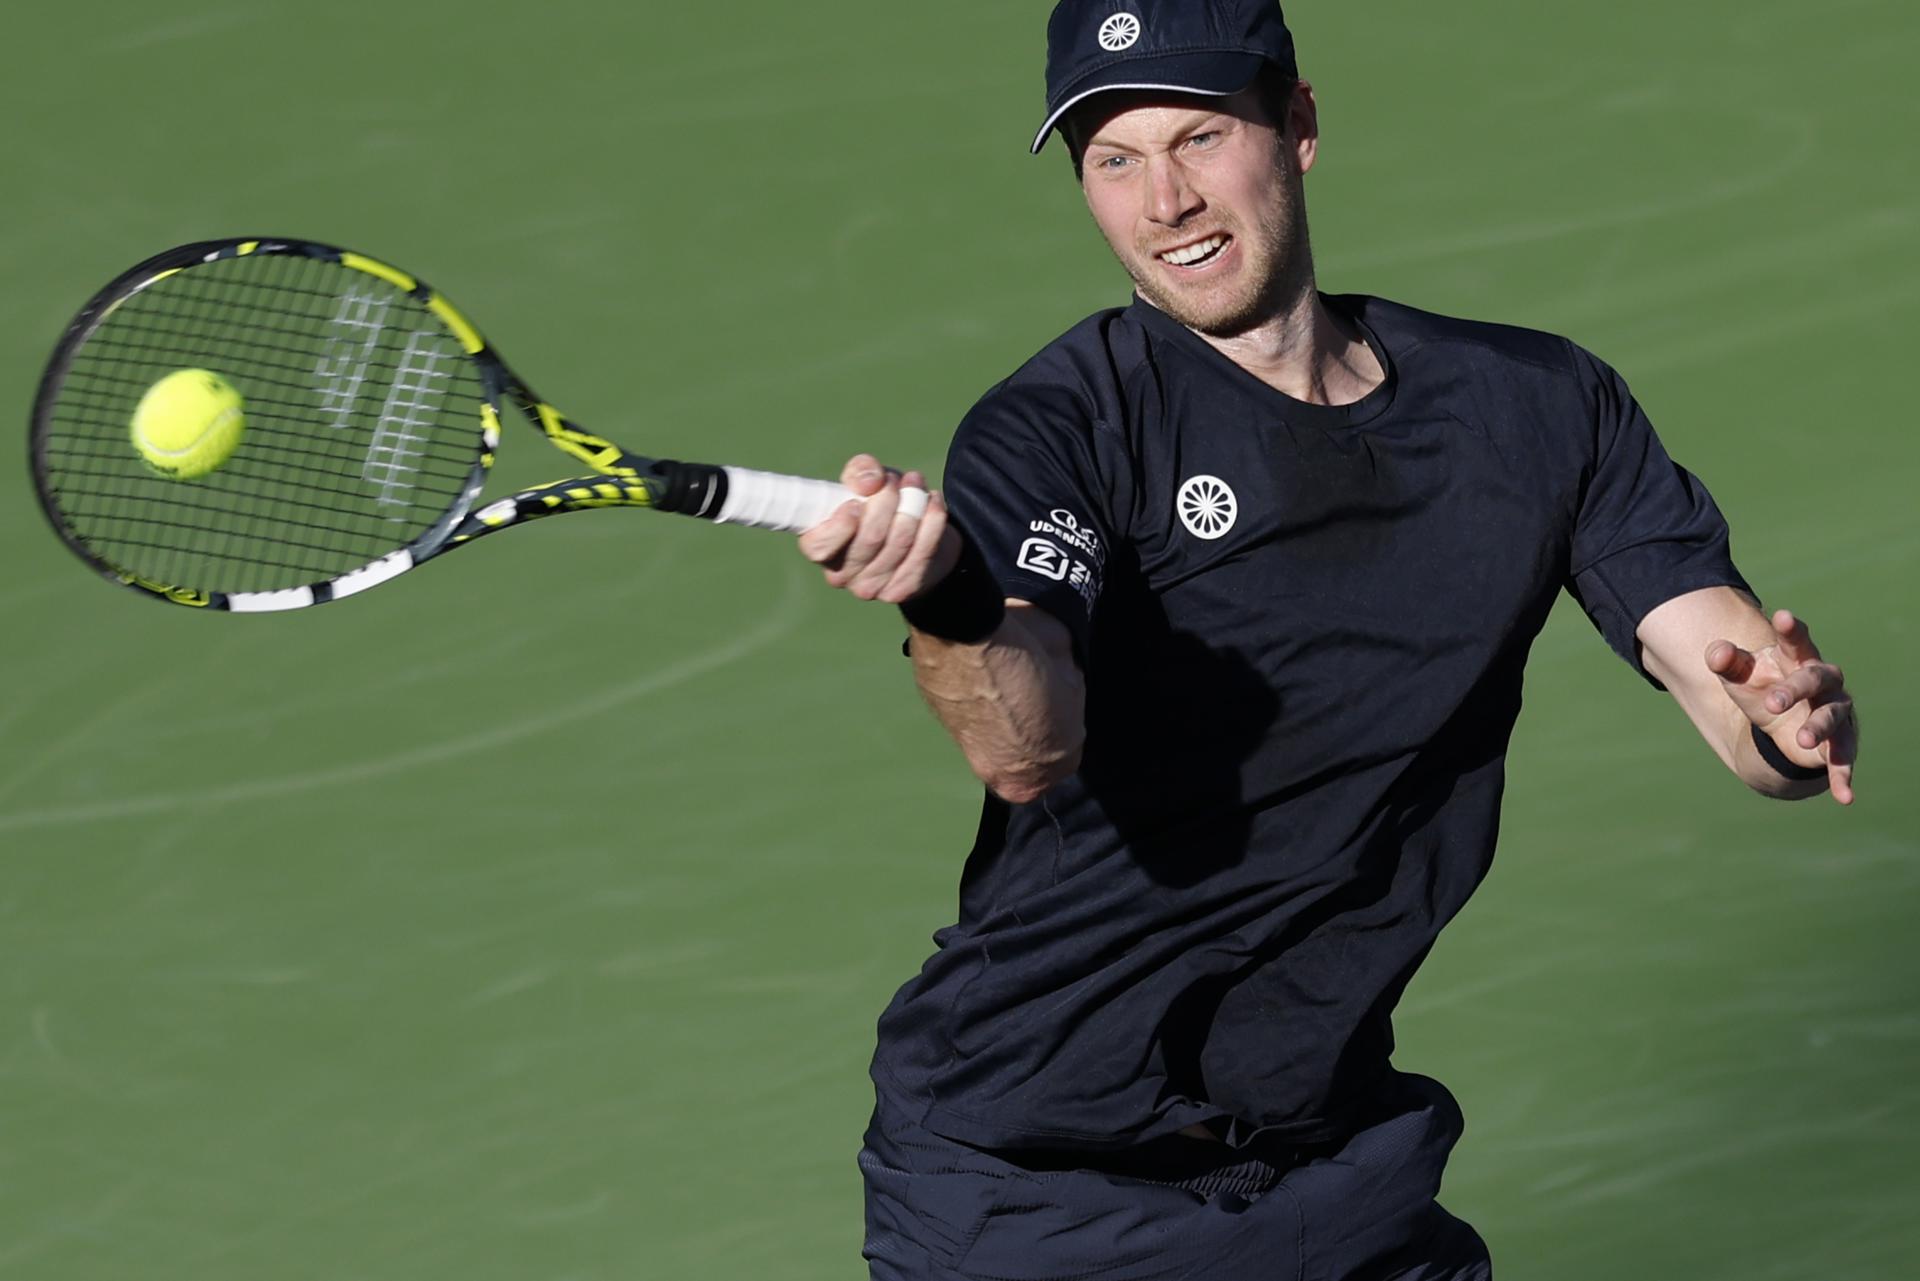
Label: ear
xmin=1290 ymin=80 xmax=1321 ymax=176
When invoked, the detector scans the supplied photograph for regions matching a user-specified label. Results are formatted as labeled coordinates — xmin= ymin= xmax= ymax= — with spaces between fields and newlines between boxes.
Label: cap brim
xmin=1030 ymin=50 xmax=1268 ymax=155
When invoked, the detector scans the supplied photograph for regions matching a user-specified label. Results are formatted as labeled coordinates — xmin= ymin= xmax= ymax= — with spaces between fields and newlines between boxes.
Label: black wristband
xmin=900 ymin=532 xmax=1005 ymax=644
xmin=1750 ymin=723 xmax=1826 ymax=782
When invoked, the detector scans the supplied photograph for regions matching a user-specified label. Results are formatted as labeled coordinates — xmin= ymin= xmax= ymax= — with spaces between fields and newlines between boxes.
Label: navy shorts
xmin=860 ymin=1073 xmax=1490 ymax=1281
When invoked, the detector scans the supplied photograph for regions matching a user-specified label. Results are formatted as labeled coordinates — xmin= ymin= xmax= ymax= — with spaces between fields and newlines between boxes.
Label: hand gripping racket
xmin=29 ymin=237 xmax=922 ymax=612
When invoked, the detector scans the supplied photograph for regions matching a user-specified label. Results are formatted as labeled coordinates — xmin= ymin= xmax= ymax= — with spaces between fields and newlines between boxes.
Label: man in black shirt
xmin=799 ymin=2 xmax=1860 ymax=1277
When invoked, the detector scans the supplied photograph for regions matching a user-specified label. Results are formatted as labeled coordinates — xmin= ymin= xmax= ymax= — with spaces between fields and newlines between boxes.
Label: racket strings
xmin=37 ymin=251 xmax=488 ymax=595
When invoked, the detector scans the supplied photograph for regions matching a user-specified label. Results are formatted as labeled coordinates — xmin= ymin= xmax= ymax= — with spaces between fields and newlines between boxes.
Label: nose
xmin=1144 ymin=156 xmax=1203 ymax=227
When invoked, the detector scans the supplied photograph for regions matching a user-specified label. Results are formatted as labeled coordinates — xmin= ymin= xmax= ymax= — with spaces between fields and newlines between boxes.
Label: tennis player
xmin=800 ymin=2 xmax=1860 ymax=1277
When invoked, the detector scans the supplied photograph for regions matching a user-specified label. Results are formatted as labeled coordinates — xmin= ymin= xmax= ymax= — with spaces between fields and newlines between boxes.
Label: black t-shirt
xmin=872 ymin=294 xmax=1748 ymax=1153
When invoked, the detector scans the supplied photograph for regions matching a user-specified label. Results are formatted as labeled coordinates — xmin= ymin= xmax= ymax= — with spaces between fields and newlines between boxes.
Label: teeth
xmin=1161 ymin=235 xmax=1227 ymax=266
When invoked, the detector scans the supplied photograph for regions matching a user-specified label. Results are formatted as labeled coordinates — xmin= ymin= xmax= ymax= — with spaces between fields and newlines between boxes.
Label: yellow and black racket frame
xmin=31 ymin=237 xmax=750 ymax=612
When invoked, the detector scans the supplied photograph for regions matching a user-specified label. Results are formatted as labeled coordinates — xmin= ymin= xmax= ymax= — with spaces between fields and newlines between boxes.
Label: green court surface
xmin=2 ymin=2 xmax=1913 ymax=1277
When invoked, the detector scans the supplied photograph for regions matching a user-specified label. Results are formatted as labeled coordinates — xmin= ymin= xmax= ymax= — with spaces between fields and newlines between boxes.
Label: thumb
xmin=840 ymin=454 xmax=888 ymax=497
xmin=1706 ymin=639 xmax=1757 ymax=685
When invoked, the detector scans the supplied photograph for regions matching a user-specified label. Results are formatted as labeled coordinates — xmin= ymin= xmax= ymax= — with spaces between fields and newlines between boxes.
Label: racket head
xmin=29 ymin=238 xmax=504 ymax=611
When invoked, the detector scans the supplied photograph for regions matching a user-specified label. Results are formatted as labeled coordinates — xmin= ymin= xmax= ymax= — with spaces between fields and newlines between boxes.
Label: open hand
xmin=1706 ymin=609 xmax=1857 ymax=804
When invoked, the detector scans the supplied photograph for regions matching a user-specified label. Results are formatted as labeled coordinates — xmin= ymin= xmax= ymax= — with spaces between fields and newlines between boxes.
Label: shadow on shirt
xmin=1075 ymin=574 xmax=1280 ymax=890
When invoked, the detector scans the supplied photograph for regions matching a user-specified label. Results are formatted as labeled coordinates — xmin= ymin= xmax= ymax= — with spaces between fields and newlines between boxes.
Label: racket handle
xmin=715 ymin=465 xmax=929 ymax=535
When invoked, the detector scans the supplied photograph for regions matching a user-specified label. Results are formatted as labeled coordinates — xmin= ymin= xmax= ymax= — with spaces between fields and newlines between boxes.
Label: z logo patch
xmin=1015 ymin=538 xmax=1072 ymax=581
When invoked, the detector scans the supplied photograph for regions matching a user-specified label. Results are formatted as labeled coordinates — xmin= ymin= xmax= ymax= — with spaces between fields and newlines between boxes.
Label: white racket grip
xmin=716 ymin=466 xmax=929 ymax=534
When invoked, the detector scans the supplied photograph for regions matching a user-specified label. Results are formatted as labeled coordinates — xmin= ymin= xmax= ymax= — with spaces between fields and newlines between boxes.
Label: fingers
xmin=795 ymin=498 xmax=862 ymax=567
xmin=1805 ymin=699 xmax=1859 ymax=806
xmin=1705 ymin=638 xmax=1757 ymax=685
xmin=1796 ymin=692 xmax=1855 ymax=752
xmin=1772 ymin=609 xmax=1820 ymax=666
xmin=799 ymin=455 xmax=907 ymax=570
xmin=842 ymin=478 xmax=924 ymax=596
xmin=1765 ymin=660 xmax=1846 ymax=718
xmin=803 ymin=463 xmax=952 ymax=602
xmin=839 ymin=454 xmax=894 ymax=498
xmin=876 ymin=492 xmax=958 ymax=604
xmin=846 ymin=473 xmax=934 ymax=598
xmin=1828 ymin=755 xmax=1856 ymax=807
xmin=1761 ymin=608 xmax=1855 ymax=803
xmin=832 ymin=476 xmax=904 ymax=592
xmin=1707 ymin=619 xmax=1845 ymax=732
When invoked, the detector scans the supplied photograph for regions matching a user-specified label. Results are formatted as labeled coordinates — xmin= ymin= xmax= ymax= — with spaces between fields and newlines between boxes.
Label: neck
xmin=1190 ymin=285 xmax=1383 ymax=406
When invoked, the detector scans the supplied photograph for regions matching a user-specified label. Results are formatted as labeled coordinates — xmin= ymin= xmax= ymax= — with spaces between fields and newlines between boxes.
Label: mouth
xmin=1157 ymin=233 xmax=1232 ymax=270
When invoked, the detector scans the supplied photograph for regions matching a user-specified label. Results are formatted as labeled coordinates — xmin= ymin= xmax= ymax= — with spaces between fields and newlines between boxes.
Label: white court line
xmin=0 ymin=629 xmax=250 ymax=811
xmin=0 ymin=565 xmax=813 ymax=835
xmin=0 ymin=672 xmax=172 ymax=811
xmin=107 ymin=10 xmax=255 ymax=53
xmin=1621 ymin=278 xmax=1920 ymax=376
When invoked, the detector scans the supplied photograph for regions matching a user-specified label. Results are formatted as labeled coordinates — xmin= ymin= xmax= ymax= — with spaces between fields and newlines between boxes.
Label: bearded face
xmin=1076 ymin=87 xmax=1317 ymax=337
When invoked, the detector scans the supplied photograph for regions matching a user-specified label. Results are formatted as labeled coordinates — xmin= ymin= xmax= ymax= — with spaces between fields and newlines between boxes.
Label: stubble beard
xmin=1121 ymin=173 xmax=1316 ymax=339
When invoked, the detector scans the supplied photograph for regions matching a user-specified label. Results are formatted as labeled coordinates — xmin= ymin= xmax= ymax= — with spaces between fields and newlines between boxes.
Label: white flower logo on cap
xmin=1177 ymin=475 xmax=1237 ymax=540
xmin=1098 ymin=13 xmax=1142 ymax=52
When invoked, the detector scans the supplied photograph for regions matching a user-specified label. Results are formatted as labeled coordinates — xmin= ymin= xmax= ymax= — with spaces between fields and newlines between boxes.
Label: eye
xmin=1093 ymin=154 xmax=1135 ymax=172
xmin=1184 ymin=131 xmax=1221 ymax=150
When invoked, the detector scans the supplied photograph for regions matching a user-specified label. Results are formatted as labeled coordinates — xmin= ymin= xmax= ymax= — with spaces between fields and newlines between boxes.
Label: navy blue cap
xmin=1033 ymin=0 xmax=1298 ymax=154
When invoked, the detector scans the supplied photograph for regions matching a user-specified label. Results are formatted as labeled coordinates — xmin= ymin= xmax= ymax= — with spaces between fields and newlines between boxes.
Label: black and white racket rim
xmin=30 ymin=237 xmax=498 ymax=612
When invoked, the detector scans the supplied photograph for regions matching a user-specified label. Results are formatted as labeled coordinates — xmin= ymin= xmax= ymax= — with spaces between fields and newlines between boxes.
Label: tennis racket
xmin=29 ymin=236 xmax=922 ymax=612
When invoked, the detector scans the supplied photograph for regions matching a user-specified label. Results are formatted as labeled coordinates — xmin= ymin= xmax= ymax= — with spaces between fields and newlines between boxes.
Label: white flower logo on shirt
xmin=1177 ymin=475 xmax=1237 ymax=540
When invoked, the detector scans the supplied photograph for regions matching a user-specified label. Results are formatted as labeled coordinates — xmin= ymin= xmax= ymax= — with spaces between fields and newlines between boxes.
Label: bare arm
xmin=1637 ymin=586 xmax=1858 ymax=804
xmin=905 ymin=602 xmax=1084 ymax=804
xmin=798 ymin=455 xmax=1086 ymax=804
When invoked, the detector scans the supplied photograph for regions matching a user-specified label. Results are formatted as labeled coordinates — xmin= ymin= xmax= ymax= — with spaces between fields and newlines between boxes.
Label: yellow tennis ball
xmin=130 ymin=368 xmax=246 ymax=480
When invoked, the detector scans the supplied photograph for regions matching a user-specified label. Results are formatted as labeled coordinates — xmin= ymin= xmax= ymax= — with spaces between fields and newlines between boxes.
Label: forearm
xmin=793 ymin=458 xmax=1091 ymax=801
xmin=910 ymin=602 xmax=1085 ymax=804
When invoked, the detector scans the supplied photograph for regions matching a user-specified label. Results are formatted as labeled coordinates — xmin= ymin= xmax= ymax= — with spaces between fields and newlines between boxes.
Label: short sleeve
xmin=1565 ymin=345 xmax=1751 ymax=684
xmin=941 ymin=382 xmax=1115 ymax=657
